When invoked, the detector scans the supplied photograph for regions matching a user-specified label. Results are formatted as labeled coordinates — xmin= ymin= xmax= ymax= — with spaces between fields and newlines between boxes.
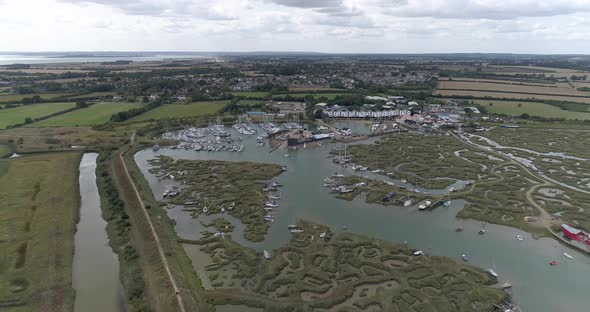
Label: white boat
xmin=418 ymin=204 xmax=427 ymax=210
xmin=319 ymin=232 xmax=326 ymax=238
xmin=263 ymin=250 xmax=271 ymax=259
xmin=461 ymin=254 xmax=469 ymax=262
xmin=287 ymin=224 xmax=298 ymax=229
xmin=265 ymin=201 xmax=279 ymax=208
xmin=413 ymin=250 xmax=424 ymax=256
xmin=517 ymin=235 xmax=523 ymax=241
xmin=264 ymin=216 xmax=274 ymax=222
xmin=359 ymin=166 xmax=368 ymax=171
xmin=404 ymin=199 xmax=412 ymax=207
xmin=272 ymin=181 xmax=283 ymax=187
xmin=563 ymin=252 xmax=573 ymax=259
xmin=371 ymin=169 xmax=383 ymax=173
xmin=333 ymin=173 xmax=345 ymax=178
xmin=267 ymin=194 xmax=280 ymax=200
xmin=486 ymin=269 xmax=498 ymax=278
xmin=400 ymin=179 xmax=407 ymax=184
xmin=290 ymin=229 xmax=304 ymax=233
xmin=202 ymin=206 xmax=208 ymax=213
xmin=444 ymin=201 xmax=451 ymax=207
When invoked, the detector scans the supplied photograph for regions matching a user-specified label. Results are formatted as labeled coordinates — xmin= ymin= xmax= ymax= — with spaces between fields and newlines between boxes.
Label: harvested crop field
xmin=0 ymin=102 xmax=76 ymax=129
xmin=434 ymin=89 xmax=590 ymax=104
xmin=0 ymin=152 xmax=80 ymax=311
xmin=130 ymin=101 xmax=228 ymax=121
xmin=436 ymin=80 xmax=587 ymax=97
xmin=28 ymin=102 xmax=143 ymax=127
xmin=471 ymin=100 xmax=590 ymax=120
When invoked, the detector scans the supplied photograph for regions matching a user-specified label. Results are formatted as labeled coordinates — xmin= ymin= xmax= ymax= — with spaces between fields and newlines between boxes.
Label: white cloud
xmin=0 ymin=0 xmax=589 ymax=53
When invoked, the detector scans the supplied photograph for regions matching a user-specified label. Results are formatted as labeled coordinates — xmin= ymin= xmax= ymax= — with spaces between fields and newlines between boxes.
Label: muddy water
xmin=73 ymin=153 xmax=125 ymax=312
xmin=135 ymin=130 xmax=590 ymax=312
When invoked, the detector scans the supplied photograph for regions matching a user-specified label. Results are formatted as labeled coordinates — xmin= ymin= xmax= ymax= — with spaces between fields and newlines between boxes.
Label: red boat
xmin=549 ymin=260 xmax=557 ymax=266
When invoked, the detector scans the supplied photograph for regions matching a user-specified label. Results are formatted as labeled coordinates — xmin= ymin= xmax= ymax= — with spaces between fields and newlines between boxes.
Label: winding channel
xmin=135 ymin=129 xmax=590 ymax=312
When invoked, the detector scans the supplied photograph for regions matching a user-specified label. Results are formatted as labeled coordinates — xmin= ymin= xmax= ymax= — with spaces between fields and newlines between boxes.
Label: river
xmin=134 ymin=129 xmax=590 ymax=312
xmin=73 ymin=153 xmax=125 ymax=312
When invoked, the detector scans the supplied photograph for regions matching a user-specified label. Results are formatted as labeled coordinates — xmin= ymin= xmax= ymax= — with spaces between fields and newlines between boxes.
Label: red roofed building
xmin=561 ymin=224 xmax=590 ymax=246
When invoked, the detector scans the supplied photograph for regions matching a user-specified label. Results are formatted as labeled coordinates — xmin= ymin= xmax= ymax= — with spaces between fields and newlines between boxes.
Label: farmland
xmin=0 ymin=103 xmax=76 ymax=129
xmin=436 ymin=80 xmax=587 ymax=97
xmin=231 ymin=91 xmax=271 ymax=98
xmin=0 ymin=93 xmax=72 ymax=103
xmin=471 ymin=100 xmax=590 ymax=120
xmin=129 ymin=101 xmax=227 ymax=121
xmin=273 ymin=92 xmax=350 ymax=100
xmin=435 ymin=89 xmax=590 ymax=104
xmin=28 ymin=102 xmax=142 ymax=127
xmin=0 ymin=152 xmax=80 ymax=311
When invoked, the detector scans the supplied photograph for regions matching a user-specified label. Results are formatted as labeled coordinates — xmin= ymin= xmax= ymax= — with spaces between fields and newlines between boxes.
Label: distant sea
xmin=0 ymin=52 xmax=209 ymax=65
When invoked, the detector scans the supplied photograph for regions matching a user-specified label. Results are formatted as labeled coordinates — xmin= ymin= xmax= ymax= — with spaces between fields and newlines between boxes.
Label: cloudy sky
xmin=2 ymin=0 xmax=590 ymax=53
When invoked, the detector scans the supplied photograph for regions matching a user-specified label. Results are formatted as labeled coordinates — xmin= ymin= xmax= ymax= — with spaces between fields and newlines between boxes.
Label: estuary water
xmin=134 ymin=130 xmax=590 ymax=312
xmin=73 ymin=153 xmax=125 ymax=312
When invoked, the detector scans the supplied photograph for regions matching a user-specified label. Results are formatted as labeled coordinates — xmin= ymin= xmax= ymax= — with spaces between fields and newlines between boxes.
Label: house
xmin=465 ymin=107 xmax=481 ymax=114
xmin=561 ymin=224 xmax=590 ymax=246
xmin=408 ymin=101 xmax=419 ymax=106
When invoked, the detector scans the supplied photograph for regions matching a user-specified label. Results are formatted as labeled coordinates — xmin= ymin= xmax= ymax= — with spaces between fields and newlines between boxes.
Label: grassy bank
xmin=0 ymin=152 xmax=81 ymax=311
xmin=117 ymin=146 xmax=210 ymax=311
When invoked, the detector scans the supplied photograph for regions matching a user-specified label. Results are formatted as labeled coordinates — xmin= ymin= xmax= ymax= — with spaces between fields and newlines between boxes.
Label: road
xmin=118 ymin=145 xmax=186 ymax=312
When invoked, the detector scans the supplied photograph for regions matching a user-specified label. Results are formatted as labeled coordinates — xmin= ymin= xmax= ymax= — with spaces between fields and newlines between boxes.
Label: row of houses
xmin=323 ymin=109 xmax=412 ymax=118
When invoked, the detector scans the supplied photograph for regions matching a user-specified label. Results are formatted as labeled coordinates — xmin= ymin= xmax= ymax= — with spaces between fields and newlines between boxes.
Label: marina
xmin=135 ymin=126 xmax=590 ymax=312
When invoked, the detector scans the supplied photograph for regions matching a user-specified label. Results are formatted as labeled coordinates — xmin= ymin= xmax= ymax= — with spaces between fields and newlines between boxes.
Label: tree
xmin=24 ymin=117 xmax=33 ymax=124
xmin=76 ymin=100 xmax=89 ymax=108
xmin=314 ymin=109 xmax=324 ymax=119
xmin=520 ymin=113 xmax=530 ymax=119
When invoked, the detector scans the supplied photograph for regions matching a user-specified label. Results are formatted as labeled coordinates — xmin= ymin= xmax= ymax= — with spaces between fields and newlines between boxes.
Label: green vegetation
xmin=273 ymin=93 xmax=350 ymax=100
xmin=472 ymin=100 xmax=590 ymax=120
xmin=0 ymin=103 xmax=76 ymax=129
xmin=197 ymin=221 xmax=506 ymax=311
xmin=28 ymin=102 xmax=143 ymax=127
xmin=148 ymin=156 xmax=283 ymax=242
xmin=130 ymin=101 xmax=228 ymax=121
xmin=0 ymin=93 xmax=71 ymax=103
xmin=0 ymin=144 xmax=13 ymax=157
xmin=345 ymin=134 xmax=502 ymax=189
xmin=96 ymin=152 xmax=149 ymax=311
xmin=231 ymin=92 xmax=271 ymax=98
xmin=0 ymin=152 xmax=80 ymax=311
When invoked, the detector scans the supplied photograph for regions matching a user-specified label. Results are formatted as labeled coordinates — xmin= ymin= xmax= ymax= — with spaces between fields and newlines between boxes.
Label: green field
xmin=130 ymin=101 xmax=227 ymax=121
xmin=0 ymin=144 xmax=12 ymax=157
xmin=231 ymin=91 xmax=271 ymax=98
xmin=273 ymin=92 xmax=350 ymax=100
xmin=65 ymin=92 xmax=116 ymax=99
xmin=0 ymin=152 xmax=80 ymax=311
xmin=0 ymin=102 xmax=76 ymax=129
xmin=472 ymin=100 xmax=590 ymax=120
xmin=28 ymin=102 xmax=143 ymax=127
xmin=0 ymin=93 xmax=72 ymax=103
